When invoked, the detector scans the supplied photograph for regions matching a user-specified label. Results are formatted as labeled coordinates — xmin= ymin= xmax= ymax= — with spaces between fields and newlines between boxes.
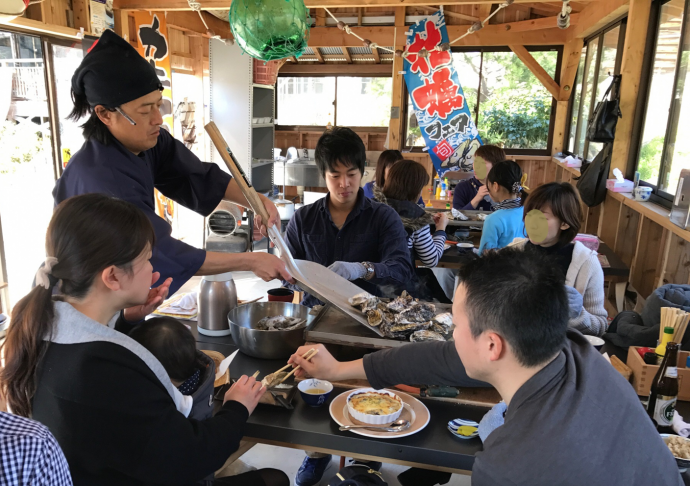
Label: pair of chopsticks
xmin=264 ymin=348 xmax=319 ymax=387
xmin=660 ymin=307 xmax=690 ymax=344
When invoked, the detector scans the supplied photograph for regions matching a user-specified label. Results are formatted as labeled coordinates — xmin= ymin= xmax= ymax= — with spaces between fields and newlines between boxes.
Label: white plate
xmin=444 ymin=243 xmax=451 ymax=251
xmin=329 ymin=389 xmax=430 ymax=439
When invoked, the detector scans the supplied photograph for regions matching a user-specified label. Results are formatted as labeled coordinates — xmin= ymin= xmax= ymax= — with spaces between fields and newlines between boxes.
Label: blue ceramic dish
xmin=298 ymin=379 xmax=333 ymax=407
xmin=448 ymin=418 xmax=479 ymax=439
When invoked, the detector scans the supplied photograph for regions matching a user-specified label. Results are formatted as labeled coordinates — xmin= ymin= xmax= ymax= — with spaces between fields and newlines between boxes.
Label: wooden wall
xmin=275 ymin=128 xmax=388 ymax=152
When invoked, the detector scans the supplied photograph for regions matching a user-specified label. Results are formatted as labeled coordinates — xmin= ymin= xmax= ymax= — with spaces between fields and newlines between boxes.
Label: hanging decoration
xmin=403 ymin=11 xmax=481 ymax=176
xmin=229 ymin=0 xmax=311 ymax=62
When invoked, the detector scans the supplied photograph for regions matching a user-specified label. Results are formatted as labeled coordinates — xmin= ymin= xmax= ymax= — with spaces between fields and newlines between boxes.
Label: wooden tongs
xmin=261 ymin=348 xmax=319 ymax=388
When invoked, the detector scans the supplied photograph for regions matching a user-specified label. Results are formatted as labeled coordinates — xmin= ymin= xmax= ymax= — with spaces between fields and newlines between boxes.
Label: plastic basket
xmin=253 ymin=58 xmax=280 ymax=86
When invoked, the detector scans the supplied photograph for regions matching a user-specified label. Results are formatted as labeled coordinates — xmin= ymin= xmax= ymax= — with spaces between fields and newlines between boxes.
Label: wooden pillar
xmin=552 ymin=39 xmax=583 ymax=155
xmin=114 ymin=10 xmax=129 ymax=41
xmin=315 ymin=9 xmax=326 ymax=27
xmin=388 ymin=7 xmax=406 ymax=150
xmin=610 ymin=0 xmax=653 ymax=176
xmin=190 ymin=35 xmax=206 ymax=159
xmin=72 ymin=0 xmax=90 ymax=32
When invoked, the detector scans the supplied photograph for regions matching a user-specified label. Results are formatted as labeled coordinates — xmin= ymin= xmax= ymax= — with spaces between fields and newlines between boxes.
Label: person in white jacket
xmin=509 ymin=182 xmax=608 ymax=336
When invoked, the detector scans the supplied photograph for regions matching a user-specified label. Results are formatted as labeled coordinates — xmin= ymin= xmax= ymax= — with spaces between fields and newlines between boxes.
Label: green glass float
xmin=229 ymin=0 xmax=311 ymax=61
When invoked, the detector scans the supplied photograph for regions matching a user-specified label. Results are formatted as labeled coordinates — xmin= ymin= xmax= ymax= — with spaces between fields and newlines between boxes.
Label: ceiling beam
xmin=114 ymin=0 xmax=595 ymax=11
xmin=315 ymin=8 xmax=327 ymax=26
xmin=342 ymin=47 xmax=353 ymax=63
xmin=558 ymin=38 xmax=583 ymax=101
xmin=280 ymin=63 xmax=393 ymax=75
xmin=568 ymin=0 xmax=630 ymax=40
xmin=314 ymin=48 xmax=326 ymax=63
xmin=415 ymin=5 xmax=479 ymax=22
xmin=308 ymin=22 xmax=569 ymax=47
xmin=503 ymin=13 xmax=579 ymax=33
xmin=509 ymin=44 xmax=561 ymax=99
xmin=372 ymin=47 xmax=381 ymax=63
xmin=166 ymin=11 xmax=233 ymax=39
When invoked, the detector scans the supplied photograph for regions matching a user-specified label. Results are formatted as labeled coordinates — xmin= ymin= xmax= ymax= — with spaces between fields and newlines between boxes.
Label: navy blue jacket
xmin=284 ymin=189 xmax=414 ymax=307
xmin=53 ymin=130 xmax=231 ymax=295
xmin=452 ymin=176 xmax=493 ymax=211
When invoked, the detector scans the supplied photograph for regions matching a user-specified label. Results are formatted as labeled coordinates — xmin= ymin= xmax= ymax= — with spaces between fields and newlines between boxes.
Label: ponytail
xmin=0 ymin=285 xmax=54 ymax=417
xmin=0 ymin=194 xmax=155 ymax=417
xmin=487 ymin=160 xmax=527 ymax=205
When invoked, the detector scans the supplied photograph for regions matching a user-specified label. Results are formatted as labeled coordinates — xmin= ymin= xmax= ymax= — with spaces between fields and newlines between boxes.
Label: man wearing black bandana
xmin=53 ymin=30 xmax=292 ymax=297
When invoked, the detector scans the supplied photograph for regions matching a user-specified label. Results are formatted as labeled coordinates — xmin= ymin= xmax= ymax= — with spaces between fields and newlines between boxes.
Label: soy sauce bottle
xmin=647 ymin=342 xmax=679 ymax=434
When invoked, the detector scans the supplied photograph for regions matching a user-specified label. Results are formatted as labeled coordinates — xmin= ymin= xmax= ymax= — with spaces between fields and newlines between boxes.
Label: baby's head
xmin=130 ymin=317 xmax=202 ymax=387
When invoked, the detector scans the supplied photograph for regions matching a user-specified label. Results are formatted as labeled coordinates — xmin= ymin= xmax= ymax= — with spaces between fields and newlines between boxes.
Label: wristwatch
xmin=362 ymin=262 xmax=375 ymax=281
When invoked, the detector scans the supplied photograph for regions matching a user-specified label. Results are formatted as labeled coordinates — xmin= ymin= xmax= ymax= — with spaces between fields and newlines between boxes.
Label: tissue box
xmin=606 ymin=179 xmax=634 ymax=192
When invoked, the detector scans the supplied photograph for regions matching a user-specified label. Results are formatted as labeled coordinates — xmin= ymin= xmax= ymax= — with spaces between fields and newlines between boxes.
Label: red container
xmin=253 ymin=58 xmax=280 ymax=86
xmin=267 ymin=288 xmax=294 ymax=303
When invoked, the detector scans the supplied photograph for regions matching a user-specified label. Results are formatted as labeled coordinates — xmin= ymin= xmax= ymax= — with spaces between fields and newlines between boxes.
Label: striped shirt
xmin=408 ymin=226 xmax=446 ymax=267
xmin=0 ymin=411 xmax=73 ymax=486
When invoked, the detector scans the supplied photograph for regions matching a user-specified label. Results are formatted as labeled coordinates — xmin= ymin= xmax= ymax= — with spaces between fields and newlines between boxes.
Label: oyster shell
xmin=383 ymin=320 xmax=432 ymax=339
xmin=395 ymin=303 xmax=436 ymax=323
xmin=434 ymin=312 xmax=453 ymax=327
xmin=349 ymin=292 xmax=375 ymax=306
xmin=387 ymin=291 xmax=414 ymax=313
xmin=431 ymin=323 xmax=448 ymax=335
xmin=366 ymin=309 xmax=383 ymax=327
xmin=360 ymin=297 xmax=381 ymax=312
xmin=410 ymin=330 xmax=446 ymax=342
xmin=256 ymin=316 xmax=306 ymax=331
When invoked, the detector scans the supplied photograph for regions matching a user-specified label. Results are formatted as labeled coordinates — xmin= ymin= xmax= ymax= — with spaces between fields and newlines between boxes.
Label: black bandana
xmin=71 ymin=29 xmax=162 ymax=108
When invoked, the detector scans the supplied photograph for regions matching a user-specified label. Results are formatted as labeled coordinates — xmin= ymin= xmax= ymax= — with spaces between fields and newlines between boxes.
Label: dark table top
xmin=190 ymin=322 xmax=485 ymax=473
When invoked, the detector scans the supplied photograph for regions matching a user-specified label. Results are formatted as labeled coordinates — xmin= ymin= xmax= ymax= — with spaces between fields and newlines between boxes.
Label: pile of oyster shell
xmin=349 ymin=291 xmax=454 ymax=342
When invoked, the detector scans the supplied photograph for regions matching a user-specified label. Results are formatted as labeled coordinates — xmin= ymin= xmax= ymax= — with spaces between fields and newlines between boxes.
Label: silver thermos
xmin=197 ymin=273 xmax=238 ymax=336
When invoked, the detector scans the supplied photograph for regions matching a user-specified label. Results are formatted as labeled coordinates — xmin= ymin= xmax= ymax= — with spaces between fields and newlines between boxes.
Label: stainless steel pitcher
xmin=197 ymin=273 xmax=238 ymax=337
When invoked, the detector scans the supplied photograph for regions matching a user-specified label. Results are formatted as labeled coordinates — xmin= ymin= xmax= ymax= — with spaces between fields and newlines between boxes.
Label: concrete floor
xmin=224 ymin=444 xmax=472 ymax=486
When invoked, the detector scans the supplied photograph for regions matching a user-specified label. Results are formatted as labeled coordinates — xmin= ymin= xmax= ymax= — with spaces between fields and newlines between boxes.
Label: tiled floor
xmin=224 ymin=444 xmax=472 ymax=486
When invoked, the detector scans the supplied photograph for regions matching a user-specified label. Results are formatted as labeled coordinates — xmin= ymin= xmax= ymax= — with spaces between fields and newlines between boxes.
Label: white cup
xmin=633 ymin=186 xmax=652 ymax=202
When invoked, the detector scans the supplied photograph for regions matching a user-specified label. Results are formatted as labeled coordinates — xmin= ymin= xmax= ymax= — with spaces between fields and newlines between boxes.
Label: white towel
xmin=673 ymin=410 xmax=690 ymax=438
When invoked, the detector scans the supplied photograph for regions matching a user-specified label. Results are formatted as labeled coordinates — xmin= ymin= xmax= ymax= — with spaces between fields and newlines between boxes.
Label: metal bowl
xmin=228 ymin=302 xmax=314 ymax=359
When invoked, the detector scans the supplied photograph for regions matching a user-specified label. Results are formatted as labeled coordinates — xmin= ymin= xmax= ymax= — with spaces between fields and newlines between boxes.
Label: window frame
xmin=629 ymin=0 xmax=689 ymax=207
xmin=402 ymin=45 xmax=563 ymax=155
xmin=564 ymin=18 xmax=627 ymax=160
xmin=276 ymin=73 xmax=393 ymax=130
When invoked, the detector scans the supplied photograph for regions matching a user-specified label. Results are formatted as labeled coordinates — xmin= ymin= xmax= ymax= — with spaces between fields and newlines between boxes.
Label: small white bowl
xmin=346 ymin=388 xmax=403 ymax=425
xmin=585 ymin=335 xmax=605 ymax=349
xmin=457 ymin=242 xmax=474 ymax=249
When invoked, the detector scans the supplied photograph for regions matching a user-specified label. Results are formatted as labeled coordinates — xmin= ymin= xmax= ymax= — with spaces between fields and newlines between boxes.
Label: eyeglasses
xmin=115 ymin=107 xmax=137 ymax=126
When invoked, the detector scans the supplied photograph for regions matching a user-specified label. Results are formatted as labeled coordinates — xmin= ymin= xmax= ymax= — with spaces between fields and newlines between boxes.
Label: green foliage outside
xmin=0 ymin=120 xmax=49 ymax=173
xmin=637 ymin=135 xmax=664 ymax=183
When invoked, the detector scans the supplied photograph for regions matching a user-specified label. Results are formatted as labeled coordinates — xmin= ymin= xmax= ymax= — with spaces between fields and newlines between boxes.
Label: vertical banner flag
xmin=403 ymin=11 xmax=482 ymax=177
xmin=132 ymin=12 xmax=176 ymax=225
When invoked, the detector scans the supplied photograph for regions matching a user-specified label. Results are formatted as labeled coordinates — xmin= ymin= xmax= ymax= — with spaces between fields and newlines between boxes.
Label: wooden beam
xmin=114 ymin=0 xmax=597 ymax=10
xmin=372 ymin=46 xmax=381 ymax=63
xmin=388 ymin=7 xmax=406 ymax=151
xmin=417 ymin=6 xmax=479 ymax=22
xmin=569 ymin=0 xmax=630 ymax=40
xmin=114 ymin=9 xmax=130 ymax=41
xmin=315 ymin=8 xmax=326 ymax=27
xmin=611 ymin=0 xmax=652 ymax=176
xmin=279 ymin=63 xmax=394 ymax=75
xmin=559 ymin=38 xmax=583 ymax=101
xmin=342 ymin=47 xmax=353 ymax=63
xmin=358 ymin=8 xmax=363 ymax=26
xmin=73 ymin=0 xmax=90 ymax=31
xmin=308 ymin=23 xmax=569 ymax=47
xmin=314 ymin=48 xmax=325 ymax=64
xmin=290 ymin=56 xmax=298 ymax=63
xmin=503 ymin=13 xmax=579 ymax=33
xmin=166 ymin=11 xmax=233 ymax=39
xmin=0 ymin=16 xmax=82 ymax=39
xmin=509 ymin=45 xmax=561 ymax=99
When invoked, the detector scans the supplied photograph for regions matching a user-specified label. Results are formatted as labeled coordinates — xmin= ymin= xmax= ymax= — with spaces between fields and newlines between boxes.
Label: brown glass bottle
xmin=647 ymin=342 xmax=679 ymax=434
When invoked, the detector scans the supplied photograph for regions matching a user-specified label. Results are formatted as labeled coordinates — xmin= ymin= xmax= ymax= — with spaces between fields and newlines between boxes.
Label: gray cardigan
xmin=363 ymin=331 xmax=682 ymax=486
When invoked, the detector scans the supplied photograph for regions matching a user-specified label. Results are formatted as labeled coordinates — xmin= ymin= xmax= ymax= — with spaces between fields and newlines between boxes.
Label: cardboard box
xmin=627 ymin=346 xmax=690 ymax=400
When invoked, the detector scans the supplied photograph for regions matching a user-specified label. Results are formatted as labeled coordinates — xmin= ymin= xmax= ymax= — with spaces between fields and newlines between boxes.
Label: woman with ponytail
xmin=478 ymin=160 xmax=528 ymax=253
xmin=0 ymin=194 xmax=288 ymax=486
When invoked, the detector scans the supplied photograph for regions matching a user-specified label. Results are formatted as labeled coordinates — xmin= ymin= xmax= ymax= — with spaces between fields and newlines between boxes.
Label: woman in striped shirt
xmin=375 ymin=160 xmax=450 ymax=302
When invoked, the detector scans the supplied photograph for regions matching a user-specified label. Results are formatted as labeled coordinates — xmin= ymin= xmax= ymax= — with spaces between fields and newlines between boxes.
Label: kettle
xmin=197 ymin=272 xmax=238 ymax=337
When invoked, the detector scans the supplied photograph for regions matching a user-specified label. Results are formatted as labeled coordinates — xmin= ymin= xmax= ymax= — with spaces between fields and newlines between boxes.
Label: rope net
xmin=229 ymin=0 xmax=311 ymax=61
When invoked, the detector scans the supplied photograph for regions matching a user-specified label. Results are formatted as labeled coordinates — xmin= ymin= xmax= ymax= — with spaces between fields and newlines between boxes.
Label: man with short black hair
xmin=285 ymin=127 xmax=414 ymax=485
xmin=290 ymin=248 xmax=682 ymax=486
xmin=284 ymin=127 xmax=414 ymax=308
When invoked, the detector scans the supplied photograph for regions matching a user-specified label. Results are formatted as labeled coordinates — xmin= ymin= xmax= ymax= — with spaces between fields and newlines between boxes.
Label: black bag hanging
xmin=586 ymin=74 xmax=622 ymax=143
xmin=576 ymin=144 xmax=611 ymax=207
xmin=327 ymin=465 xmax=388 ymax=486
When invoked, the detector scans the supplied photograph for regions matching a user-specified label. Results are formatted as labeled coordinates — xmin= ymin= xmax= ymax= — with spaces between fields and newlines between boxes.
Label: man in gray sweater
xmin=290 ymin=248 xmax=682 ymax=485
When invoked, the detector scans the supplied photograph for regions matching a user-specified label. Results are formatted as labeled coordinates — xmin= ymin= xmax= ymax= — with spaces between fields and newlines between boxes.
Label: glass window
xmin=575 ymin=37 xmax=599 ymax=155
xmin=638 ymin=0 xmax=685 ymax=187
xmin=567 ymin=47 xmax=587 ymax=152
xmin=405 ymin=49 xmax=558 ymax=151
xmin=587 ymin=26 xmax=621 ymax=160
xmin=336 ymin=77 xmax=392 ymax=127
xmin=277 ymin=76 xmax=335 ymax=126
xmin=52 ymin=44 xmax=85 ymax=169
xmin=0 ymin=31 xmax=55 ymax=308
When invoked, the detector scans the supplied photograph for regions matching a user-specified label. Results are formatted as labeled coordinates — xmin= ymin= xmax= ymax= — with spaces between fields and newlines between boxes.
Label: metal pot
xmin=198 ymin=273 xmax=238 ymax=337
xmin=228 ymin=302 xmax=314 ymax=359
xmin=273 ymin=195 xmax=295 ymax=220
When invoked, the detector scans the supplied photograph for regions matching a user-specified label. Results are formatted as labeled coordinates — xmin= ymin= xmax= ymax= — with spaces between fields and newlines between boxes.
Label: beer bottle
xmin=647 ymin=342 xmax=679 ymax=433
